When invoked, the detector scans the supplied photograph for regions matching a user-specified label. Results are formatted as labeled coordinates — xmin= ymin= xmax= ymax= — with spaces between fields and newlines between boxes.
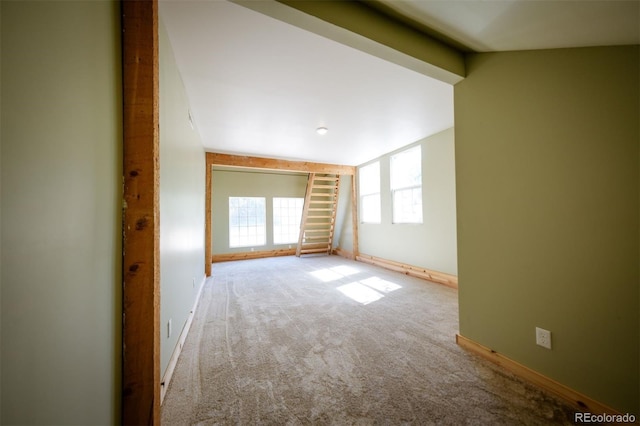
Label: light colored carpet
xmin=162 ymin=255 xmax=575 ymax=425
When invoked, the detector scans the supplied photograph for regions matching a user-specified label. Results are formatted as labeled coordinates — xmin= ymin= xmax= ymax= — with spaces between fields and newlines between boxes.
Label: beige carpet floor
xmin=162 ymin=255 xmax=576 ymax=425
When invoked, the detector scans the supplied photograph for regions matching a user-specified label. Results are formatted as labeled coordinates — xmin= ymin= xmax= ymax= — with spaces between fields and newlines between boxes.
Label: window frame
xmin=228 ymin=196 xmax=267 ymax=248
xmin=272 ymin=196 xmax=304 ymax=245
xmin=390 ymin=145 xmax=423 ymax=224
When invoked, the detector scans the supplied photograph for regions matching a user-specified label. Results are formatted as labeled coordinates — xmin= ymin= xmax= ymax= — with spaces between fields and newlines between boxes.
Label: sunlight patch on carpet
xmin=360 ymin=276 xmax=402 ymax=293
xmin=309 ymin=265 xmax=360 ymax=282
xmin=337 ymin=282 xmax=384 ymax=305
xmin=337 ymin=276 xmax=402 ymax=305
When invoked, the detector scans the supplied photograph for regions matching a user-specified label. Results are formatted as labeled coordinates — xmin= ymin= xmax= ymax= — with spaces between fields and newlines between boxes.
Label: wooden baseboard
xmin=212 ymin=248 xmax=296 ymax=263
xmin=355 ymin=253 xmax=458 ymax=289
xmin=332 ymin=247 xmax=355 ymax=260
xmin=455 ymin=334 xmax=623 ymax=416
xmin=160 ymin=274 xmax=206 ymax=404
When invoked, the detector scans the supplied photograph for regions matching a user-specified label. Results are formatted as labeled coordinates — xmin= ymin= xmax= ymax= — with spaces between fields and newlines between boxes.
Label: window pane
xmin=273 ymin=197 xmax=304 ymax=245
xmin=361 ymin=193 xmax=381 ymax=223
xmin=391 ymin=146 xmax=421 ymax=190
xmin=359 ymin=162 xmax=380 ymax=195
xmin=229 ymin=197 xmax=266 ymax=247
xmin=391 ymin=146 xmax=422 ymax=223
xmin=392 ymin=187 xmax=422 ymax=223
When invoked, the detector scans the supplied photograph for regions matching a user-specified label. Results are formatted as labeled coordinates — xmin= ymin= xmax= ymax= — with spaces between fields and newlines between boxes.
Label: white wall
xmin=1 ymin=2 xmax=121 ymax=423
xmin=358 ymin=128 xmax=457 ymax=275
xmin=159 ymin=20 xmax=206 ymax=376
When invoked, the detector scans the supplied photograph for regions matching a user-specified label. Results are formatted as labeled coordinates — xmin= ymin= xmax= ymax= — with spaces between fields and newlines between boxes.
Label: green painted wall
xmin=211 ymin=170 xmax=308 ymax=253
xmin=270 ymin=0 xmax=464 ymax=84
xmin=1 ymin=1 xmax=121 ymax=423
xmin=335 ymin=175 xmax=354 ymax=253
xmin=358 ymin=128 xmax=458 ymax=275
xmin=0 ymin=1 xmax=4 ymax=420
xmin=159 ymin=20 xmax=206 ymax=377
xmin=455 ymin=46 xmax=639 ymax=414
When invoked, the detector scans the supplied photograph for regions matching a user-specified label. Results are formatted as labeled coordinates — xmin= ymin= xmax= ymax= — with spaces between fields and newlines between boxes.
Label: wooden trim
xmin=212 ymin=248 xmax=297 ymax=263
xmin=356 ymin=253 xmax=458 ymax=288
xmin=206 ymin=152 xmax=355 ymax=175
xmin=350 ymin=174 xmax=359 ymax=257
xmin=455 ymin=334 xmax=624 ymax=416
xmin=121 ymin=0 xmax=160 ymax=424
xmin=205 ymin=163 xmax=212 ymax=277
xmin=333 ymin=247 xmax=355 ymax=260
xmin=160 ymin=275 xmax=207 ymax=404
xmin=297 ymin=173 xmax=314 ymax=257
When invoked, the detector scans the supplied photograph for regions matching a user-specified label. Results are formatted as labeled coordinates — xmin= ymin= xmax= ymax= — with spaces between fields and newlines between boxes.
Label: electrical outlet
xmin=535 ymin=327 xmax=551 ymax=349
xmin=168 ymin=318 xmax=172 ymax=338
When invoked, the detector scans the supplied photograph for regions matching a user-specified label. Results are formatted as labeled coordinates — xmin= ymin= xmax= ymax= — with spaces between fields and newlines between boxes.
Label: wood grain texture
xmin=350 ymin=174 xmax=359 ymax=257
xmin=122 ymin=0 xmax=160 ymax=423
xmin=455 ymin=334 xmax=622 ymax=417
xmin=297 ymin=174 xmax=315 ymax=257
xmin=213 ymin=248 xmax=297 ymax=263
xmin=206 ymin=152 xmax=355 ymax=175
xmin=356 ymin=253 xmax=458 ymax=288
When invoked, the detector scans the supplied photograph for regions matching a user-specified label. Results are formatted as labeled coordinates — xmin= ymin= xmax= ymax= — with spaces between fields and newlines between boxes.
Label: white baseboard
xmin=160 ymin=274 xmax=207 ymax=404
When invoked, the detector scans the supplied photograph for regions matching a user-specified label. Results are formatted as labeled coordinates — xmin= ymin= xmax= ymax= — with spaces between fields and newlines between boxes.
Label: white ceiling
xmin=159 ymin=0 xmax=639 ymax=167
xmin=160 ymin=0 xmax=453 ymax=166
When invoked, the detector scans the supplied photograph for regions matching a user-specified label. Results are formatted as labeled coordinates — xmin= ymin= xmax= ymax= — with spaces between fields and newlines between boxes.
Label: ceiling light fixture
xmin=316 ymin=127 xmax=328 ymax=135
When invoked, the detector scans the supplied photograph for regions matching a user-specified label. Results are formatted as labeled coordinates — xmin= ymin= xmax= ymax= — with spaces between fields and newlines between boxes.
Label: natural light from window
xmin=337 ymin=282 xmax=384 ymax=305
xmin=229 ymin=196 xmax=266 ymax=248
xmin=309 ymin=266 xmax=402 ymax=305
xmin=310 ymin=265 xmax=360 ymax=282
xmin=273 ymin=197 xmax=303 ymax=245
xmin=391 ymin=145 xmax=422 ymax=224
xmin=359 ymin=276 xmax=402 ymax=293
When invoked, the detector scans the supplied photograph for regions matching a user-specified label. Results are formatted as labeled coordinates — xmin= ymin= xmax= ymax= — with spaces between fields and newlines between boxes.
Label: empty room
xmin=1 ymin=0 xmax=638 ymax=425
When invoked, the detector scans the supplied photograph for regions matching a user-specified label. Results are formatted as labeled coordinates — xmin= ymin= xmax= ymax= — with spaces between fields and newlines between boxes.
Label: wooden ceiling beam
xmin=206 ymin=152 xmax=355 ymax=176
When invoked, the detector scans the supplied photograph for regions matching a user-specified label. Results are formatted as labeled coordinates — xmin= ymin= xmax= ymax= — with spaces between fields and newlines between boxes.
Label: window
xmin=273 ymin=197 xmax=304 ymax=244
xmin=229 ymin=197 xmax=266 ymax=247
xmin=359 ymin=161 xmax=381 ymax=223
xmin=390 ymin=146 xmax=422 ymax=223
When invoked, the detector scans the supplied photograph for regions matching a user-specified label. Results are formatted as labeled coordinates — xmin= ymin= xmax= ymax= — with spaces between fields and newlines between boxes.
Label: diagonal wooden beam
xmin=121 ymin=0 xmax=160 ymax=423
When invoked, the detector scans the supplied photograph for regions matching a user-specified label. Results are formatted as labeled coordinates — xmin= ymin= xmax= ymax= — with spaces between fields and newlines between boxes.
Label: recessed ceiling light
xmin=316 ymin=127 xmax=328 ymax=135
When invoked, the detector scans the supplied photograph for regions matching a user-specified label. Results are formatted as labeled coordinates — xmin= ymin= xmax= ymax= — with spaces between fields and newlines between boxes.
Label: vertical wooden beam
xmin=351 ymin=173 xmax=359 ymax=257
xmin=121 ymin=0 xmax=160 ymax=424
xmin=205 ymin=162 xmax=212 ymax=276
